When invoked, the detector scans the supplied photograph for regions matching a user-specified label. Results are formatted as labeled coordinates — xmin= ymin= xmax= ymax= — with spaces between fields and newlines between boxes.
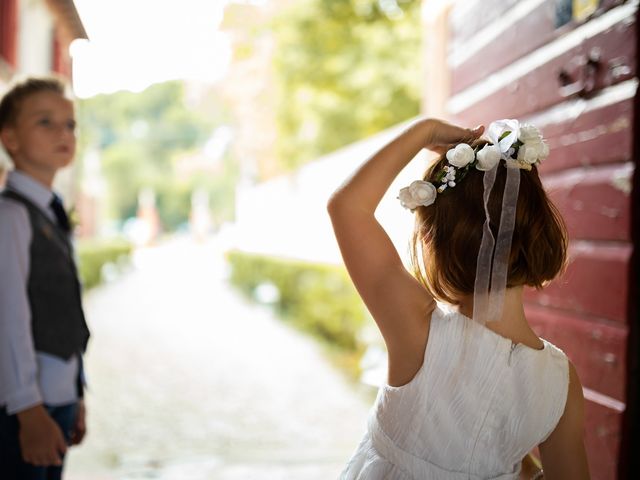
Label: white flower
xmin=446 ymin=143 xmax=475 ymax=168
xmin=399 ymin=180 xmax=436 ymax=210
xmin=517 ymin=137 xmax=549 ymax=164
xmin=487 ymin=119 xmax=520 ymax=157
xmin=409 ymin=180 xmax=437 ymax=205
xmin=516 ymin=143 xmax=538 ymax=164
xmin=519 ymin=124 xmax=542 ymax=143
xmin=398 ymin=187 xmax=418 ymax=210
xmin=475 ymin=144 xmax=501 ymax=171
xmin=540 ymin=141 xmax=549 ymax=159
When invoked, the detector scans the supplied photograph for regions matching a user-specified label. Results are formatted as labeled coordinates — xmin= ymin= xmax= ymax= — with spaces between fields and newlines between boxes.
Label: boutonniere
xmin=67 ymin=205 xmax=80 ymax=232
xmin=41 ymin=223 xmax=55 ymax=240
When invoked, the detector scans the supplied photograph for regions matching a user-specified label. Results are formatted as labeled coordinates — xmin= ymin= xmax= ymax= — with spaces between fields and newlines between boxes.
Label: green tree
xmin=272 ymin=0 xmax=422 ymax=170
xmin=77 ymin=81 xmax=238 ymax=230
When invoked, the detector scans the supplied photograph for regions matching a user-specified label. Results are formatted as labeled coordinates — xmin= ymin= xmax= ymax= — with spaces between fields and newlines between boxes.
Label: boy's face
xmin=1 ymin=91 xmax=76 ymax=179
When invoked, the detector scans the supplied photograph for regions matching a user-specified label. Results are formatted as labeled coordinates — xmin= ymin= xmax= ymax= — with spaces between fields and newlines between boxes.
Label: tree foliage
xmin=77 ymin=81 xmax=237 ymax=230
xmin=272 ymin=0 xmax=422 ymax=170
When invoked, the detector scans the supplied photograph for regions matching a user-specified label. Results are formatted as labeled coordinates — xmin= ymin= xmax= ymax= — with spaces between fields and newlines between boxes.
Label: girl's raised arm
xmin=327 ymin=118 xmax=483 ymax=386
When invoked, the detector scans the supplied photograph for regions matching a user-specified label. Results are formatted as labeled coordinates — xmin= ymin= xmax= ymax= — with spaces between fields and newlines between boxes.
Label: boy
xmin=0 ymin=77 xmax=90 ymax=479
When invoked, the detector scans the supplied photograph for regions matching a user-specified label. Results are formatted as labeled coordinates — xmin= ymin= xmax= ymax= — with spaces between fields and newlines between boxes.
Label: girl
xmin=328 ymin=118 xmax=590 ymax=479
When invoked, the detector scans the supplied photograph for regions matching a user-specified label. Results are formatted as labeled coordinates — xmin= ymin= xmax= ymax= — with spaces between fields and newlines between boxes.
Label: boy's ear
xmin=0 ymin=127 xmax=18 ymax=155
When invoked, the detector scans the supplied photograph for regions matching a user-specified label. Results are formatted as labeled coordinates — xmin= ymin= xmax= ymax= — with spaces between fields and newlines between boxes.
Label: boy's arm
xmin=70 ymin=398 xmax=86 ymax=445
xmin=0 ymin=200 xmax=67 ymax=465
xmin=0 ymin=200 xmax=43 ymax=413
xmin=16 ymin=405 xmax=67 ymax=465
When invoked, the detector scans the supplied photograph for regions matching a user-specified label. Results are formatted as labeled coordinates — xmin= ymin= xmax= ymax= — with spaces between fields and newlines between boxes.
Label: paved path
xmin=66 ymin=237 xmax=371 ymax=480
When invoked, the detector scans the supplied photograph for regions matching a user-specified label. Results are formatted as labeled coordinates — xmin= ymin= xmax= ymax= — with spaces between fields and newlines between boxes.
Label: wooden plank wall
xmin=446 ymin=0 xmax=637 ymax=478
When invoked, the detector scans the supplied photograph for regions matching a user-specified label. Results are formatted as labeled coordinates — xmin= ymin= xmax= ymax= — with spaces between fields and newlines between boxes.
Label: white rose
xmin=446 ymin=143 xmax=475 ymax=168
xmin=517 ymin=138 xmax=548 ymax=164
xmin=539 ymin=141 xmax=549 ymax=160
xmin=475 ymin=144 xmax=501 ymax=171
xmin=399 ymin=180 xmax=436 ymax=210
xmin=409 ymin=180 xmax=437 ymax=207
xmin=398 ymin=186 xmax=420 ymax=210
xmin=519 ymin=124 xmax=542 ymax=143
xmin=516 ymin=143 xmax=539 ymax=164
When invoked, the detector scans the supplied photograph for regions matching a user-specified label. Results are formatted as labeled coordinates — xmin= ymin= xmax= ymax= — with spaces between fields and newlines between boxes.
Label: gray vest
xmin=2 ymin=190 xmax=90 ymax=360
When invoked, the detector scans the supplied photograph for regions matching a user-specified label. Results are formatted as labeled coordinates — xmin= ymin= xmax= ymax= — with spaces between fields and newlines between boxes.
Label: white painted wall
xmin=18 ymin=0 xmax=54 ymax=75
xmin=231 ymin=118 xmax=431 ymax=266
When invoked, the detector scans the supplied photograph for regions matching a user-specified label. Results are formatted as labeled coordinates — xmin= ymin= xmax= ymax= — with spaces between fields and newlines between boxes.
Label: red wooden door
xmin=447 ymin=1 xmax=637 ymax=478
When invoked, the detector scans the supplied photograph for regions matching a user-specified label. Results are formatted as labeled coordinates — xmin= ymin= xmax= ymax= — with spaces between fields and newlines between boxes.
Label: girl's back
xmin=342 ymin=307 xmax=569 ymax=479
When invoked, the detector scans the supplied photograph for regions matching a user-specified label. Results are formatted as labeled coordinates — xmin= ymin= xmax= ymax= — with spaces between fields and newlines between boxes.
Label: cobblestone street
xmin=66 ymin=237 xmax=371 ymax=480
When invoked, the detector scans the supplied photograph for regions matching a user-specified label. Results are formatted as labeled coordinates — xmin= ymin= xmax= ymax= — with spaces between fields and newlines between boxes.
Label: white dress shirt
xmin=0 ymin=170 xmax=80 ymax=414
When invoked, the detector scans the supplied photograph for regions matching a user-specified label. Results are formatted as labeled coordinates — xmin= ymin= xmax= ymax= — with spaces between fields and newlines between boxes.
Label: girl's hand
xmin=423 ymin=119 xmax=484 ymax=155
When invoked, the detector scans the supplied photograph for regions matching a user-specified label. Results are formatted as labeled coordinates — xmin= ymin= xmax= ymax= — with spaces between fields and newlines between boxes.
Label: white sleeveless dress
xmin=341 ymin=306 xmax=569 ymax=479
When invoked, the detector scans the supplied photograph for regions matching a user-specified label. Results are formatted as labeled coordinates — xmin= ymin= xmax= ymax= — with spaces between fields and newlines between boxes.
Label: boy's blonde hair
xmin=0 ymin=77 xmax=69 ymax=129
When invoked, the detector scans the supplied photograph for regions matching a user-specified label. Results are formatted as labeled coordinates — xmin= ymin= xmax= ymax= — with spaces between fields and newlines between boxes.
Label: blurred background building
xmin=0 ymin=0 xmax=86 ymax=86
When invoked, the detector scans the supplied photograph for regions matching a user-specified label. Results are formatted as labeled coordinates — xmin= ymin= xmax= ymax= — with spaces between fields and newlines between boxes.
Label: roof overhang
xmin=44 ymin=0 xmax=89 ymax=42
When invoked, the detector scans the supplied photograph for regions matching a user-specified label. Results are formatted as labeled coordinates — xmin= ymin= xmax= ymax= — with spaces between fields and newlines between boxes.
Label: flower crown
xmin=398 ymin=119 xmax=549 ymax=211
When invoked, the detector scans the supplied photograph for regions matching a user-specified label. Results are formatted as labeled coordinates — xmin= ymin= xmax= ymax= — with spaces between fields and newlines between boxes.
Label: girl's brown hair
xmin=0 ymin=77 xmax=67 ymax=129
xmin=411 ymin=139 xmax=568 ymax=304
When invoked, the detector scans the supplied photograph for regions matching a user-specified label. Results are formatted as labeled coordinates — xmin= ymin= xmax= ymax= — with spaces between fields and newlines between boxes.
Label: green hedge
xmin=226 ymin=250 xmax=368 ymax=354
xmin=77 ymin=238 xmax=133 ymax=289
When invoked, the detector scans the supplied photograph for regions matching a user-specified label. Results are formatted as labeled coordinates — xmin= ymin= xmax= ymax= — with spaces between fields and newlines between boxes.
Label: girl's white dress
xmin=341 ymin=306 xmax=569 ymax=479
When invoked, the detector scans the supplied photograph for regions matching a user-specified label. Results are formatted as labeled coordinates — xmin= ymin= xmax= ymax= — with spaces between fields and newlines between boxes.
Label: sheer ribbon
xmin=472 ymin=163 xmax=521 ymax=324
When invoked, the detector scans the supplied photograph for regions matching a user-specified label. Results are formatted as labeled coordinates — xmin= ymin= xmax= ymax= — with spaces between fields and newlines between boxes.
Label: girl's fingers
xmin=457 ymin=125 xmax=484 ymax=143
xmin=424 ymin=120 xmax=485 ymax=154
xmin=470 ymin=125 xmax=485 ymax=138
xmin=438 ymin=123 xmax=484 ymax=145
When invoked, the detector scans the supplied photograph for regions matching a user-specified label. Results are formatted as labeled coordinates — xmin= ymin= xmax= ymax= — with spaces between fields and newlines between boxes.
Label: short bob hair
xmin=411 ymin=139 xmax=568 ymax=305
xmin=0 ymin=77 xmax=68 ymax=130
